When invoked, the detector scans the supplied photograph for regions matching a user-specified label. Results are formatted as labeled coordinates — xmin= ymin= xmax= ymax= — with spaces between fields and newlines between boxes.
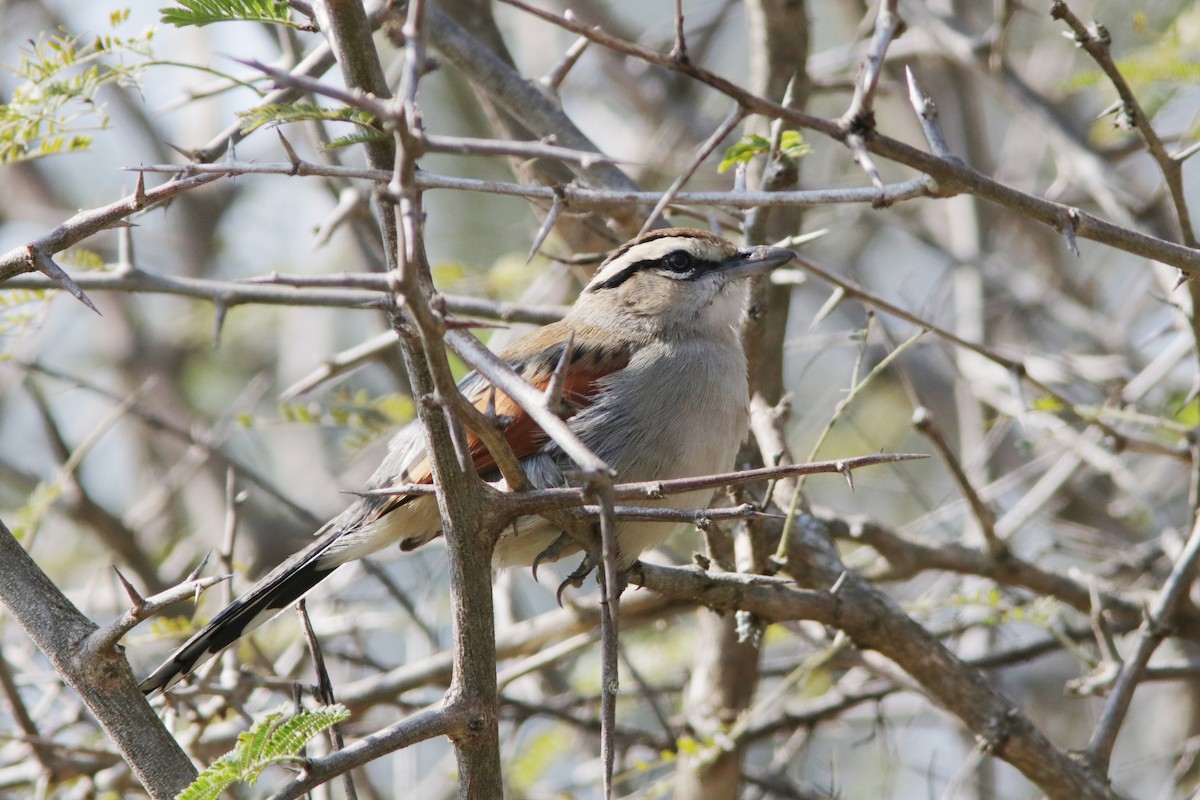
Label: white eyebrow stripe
xmin=587 ymin=235 xmax=730 ymax=290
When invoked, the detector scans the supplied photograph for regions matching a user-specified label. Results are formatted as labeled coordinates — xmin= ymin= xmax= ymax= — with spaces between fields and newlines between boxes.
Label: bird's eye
xmin=663 ymin=251 xmax=694 ymax=272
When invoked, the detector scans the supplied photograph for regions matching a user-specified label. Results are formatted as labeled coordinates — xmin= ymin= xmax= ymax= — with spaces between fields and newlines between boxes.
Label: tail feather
xmin=140 ymin=531 xmax=344 ymax=695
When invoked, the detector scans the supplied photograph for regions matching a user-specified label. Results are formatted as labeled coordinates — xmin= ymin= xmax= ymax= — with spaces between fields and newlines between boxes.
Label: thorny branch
xmin=495 ymin=0 xmax=1200 ymax=275
xmin=2 ymin=2 xmax=1199 ymax=799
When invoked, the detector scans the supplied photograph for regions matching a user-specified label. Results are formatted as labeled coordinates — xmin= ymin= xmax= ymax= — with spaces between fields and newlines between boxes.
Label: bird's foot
xmin=555 ymin=554 xmax=596 ymax=606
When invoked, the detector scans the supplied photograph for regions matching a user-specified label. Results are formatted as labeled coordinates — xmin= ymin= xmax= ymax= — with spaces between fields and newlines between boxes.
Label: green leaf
xmin=509 ymin=729 xmax=569 ymax=792
xmin=238 ymin=101 xmax=376 ymax=134
xmin=1175 ymin=398 xmax=1200 ymax=427
xmin=60 ymin=248 xmax=106 ymax=270
xmin=717 ymin=130 xmax=809 ymax=173
xmin=779 ymin=129 xmax=812 ymax=159
xmin=160 ymin=0 xmax=295 ymax=29
xmin=0 ymin=288 xmax=52 ymax=362
xmin=718 ymin=134 xmax=769 ymax=173
xmin=1031 ymin=395 xmax=1065 ymax=413
xmin=179 ymin=705 xmax=350 ymax=800
xmin=0 ymin=16 xmax=152 ymax=164
xmin=273 ymin=390 xmax=414 ymax=458
xmin=324 ymin=128 xmax=389 ymax=151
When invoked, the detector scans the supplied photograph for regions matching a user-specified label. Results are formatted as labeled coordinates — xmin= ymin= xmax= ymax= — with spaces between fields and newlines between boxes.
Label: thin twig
xmin=0 ymin=172 xmax=222 ymax=309
xmin=297 ymin=600 xmax=356 ymax=800
xmin=4 ymin=268 xmax=567 ymax=325
xmin=904 ymin=67 xmax=955 ymax=158
xmin=83 ymin=570 xmax=231 ymax=657
xmin=494 ymin=0 xmax=1200 ymax=275
xmin=637 ymin=105 xmax=747 ymax=237
xmin=790 ymin=253 xmax=1188 ymax=461
xmin=122 ymin=159 xmax=936 ymax=209
xmin=354 ymin=452 xmax=926 ymax=508
xmin=1084 ymin=514 xmax=1200 ymax=772
xmin=840 ymin=0 xmax=905 ymax=129
xmin=912 ymin=407 xmax=1004 ymax=558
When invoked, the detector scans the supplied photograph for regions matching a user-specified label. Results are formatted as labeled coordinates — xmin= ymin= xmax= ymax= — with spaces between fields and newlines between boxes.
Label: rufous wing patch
xmin=370 ymin=330 xmax=631 ymax=521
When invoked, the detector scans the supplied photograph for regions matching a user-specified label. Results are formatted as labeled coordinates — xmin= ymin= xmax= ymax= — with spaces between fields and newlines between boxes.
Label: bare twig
xmin=85 ymin=570 xmax=231 ymax=659
xmin=1085 ymin=514 xmax=1200 ymax=772
xmin=122 ymin=159 xmax=936 ymax=210
xmin=0 ymin=173 xmax=222 ymax=307
xmin=539 ymin=36 xmax=590 ymax=92
xmin=356 ymin=453 xmax=926 ymax=509
xmin=21 ymin=361 xmax=321 ymax=527
xmin=4 ymin=268 xmax=566 ymax=325
xmin=840 ymin=0 xmax=905 ymax=130
xmin=495 ymin=0 xmax=1200 ymax=275
xmin=296 ymin=600 xmax=356 ymax=800
xmin=0 ymin=520 xmax=199 ymax=798
xmin=904 ymin=67 xmax=955 ymax=158
xmin=637 ymin=105 xmax=747 ymax=236
xmin=789 ymin=253 xmax=1188 ymax=460
xmin=912 ymin=407 xmax=1004 ymax=558
xmin=634 ymin=561 xmax=1122 ymax=800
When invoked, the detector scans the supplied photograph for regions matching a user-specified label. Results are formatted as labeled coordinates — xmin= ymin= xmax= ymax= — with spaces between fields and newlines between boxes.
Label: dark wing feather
xmin=140 ymin=526 xmax=343 ymax=694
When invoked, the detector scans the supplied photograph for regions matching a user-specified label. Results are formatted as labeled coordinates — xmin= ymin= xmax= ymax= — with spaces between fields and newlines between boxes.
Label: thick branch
xmin=0 ymin=521 xmax=196 ymax=799
xmin=635 ymin=561 xmax=1120 ymax=800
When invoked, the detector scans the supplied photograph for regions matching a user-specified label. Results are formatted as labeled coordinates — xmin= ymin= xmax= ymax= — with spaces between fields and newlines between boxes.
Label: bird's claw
xmin=555 ymin=554 xmax=595 ymax=606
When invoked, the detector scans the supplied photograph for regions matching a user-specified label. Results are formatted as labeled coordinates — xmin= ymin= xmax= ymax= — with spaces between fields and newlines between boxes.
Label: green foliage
xmin=147 ymin=614 xmax=200 ymax=639
xmin=909 ymin=587 xmax=1062 ymax=629
xmin=0 ymin=12 xmax=153 ymax=163
xmin=509 ymin=729 xmax=569 ymax=793
xmin=1030 ymin=395 xmax=1065 ymax=413
xmin=239 ymin=101 xmax=375 ymax=133
xmin=718 ymin=130 xmax=811 ymax=173
xmin=160 ymin=0 xmax=296 ymax=29
xmin=1063 ymin=54 xmax=1200 ymax=92
xmin=178 ymin=704 xmax=350 ymax=800
xmin=0 ymin=289 xmax=52 ymax=360
xmin=324 ymin=128 xmax=389 ymax=151
xmin=1062 ymin=7 xmax=1200 ymax=142
xmin=1063 ymin=5 xmax=1200 ymax=94
xmin=245 ymin=387 xmax=414 ymax=457
xmin=9 ymin=480 xmax=62 ymax=542
xmin=238 ymin=101 xmax=386 ymax=150
xmin=59 ymin=248 xmax=107 ymax=270
xmin=1174 ymin=396 xmax=1200 ymax=427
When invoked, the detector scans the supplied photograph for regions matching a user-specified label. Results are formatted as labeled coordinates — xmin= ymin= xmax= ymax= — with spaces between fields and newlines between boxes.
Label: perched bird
xmin=141 ymin=228 xmax=795 ymax=694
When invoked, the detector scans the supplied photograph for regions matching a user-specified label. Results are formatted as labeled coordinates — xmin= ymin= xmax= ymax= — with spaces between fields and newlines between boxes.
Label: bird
xmin=140 ymin=227 xmax=795 ymax=694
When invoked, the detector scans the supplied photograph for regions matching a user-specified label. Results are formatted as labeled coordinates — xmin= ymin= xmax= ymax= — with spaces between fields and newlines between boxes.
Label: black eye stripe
xmin=586 ymin=254 xmax=725 ymax=291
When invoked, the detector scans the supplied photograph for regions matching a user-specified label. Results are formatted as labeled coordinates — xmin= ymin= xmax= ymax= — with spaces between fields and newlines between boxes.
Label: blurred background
xmin=1 ymin=0 xmax=1199 ymax=797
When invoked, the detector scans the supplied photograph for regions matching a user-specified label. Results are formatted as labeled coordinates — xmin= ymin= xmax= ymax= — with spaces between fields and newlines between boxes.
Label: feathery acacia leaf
xmin=160 ymin=0 xmax=296 ymax=29
xmin=178 ymin=705 xmax=350 ymax=800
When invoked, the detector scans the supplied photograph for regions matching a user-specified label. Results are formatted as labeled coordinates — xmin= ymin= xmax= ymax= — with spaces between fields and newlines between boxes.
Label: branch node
xmin=1059 ymin=208 xmax=1081 ymax=256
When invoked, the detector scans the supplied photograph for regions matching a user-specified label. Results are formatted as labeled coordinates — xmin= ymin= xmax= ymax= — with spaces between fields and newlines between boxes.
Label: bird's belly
xmin=494 ymin=389 xmax=748 ymax=569
xmin=495 ymin=337 xmax=750 ymax=569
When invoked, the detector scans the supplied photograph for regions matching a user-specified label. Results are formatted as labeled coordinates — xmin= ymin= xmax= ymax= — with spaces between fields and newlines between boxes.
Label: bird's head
xmin=569 ymin=228 xmax=795 ymax=338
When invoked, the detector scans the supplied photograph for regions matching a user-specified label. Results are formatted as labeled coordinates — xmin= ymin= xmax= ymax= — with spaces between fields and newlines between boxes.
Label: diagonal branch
xmin=1084 ymin=513 xmax=1200 ymax=772
xmin=496 ymin=0 xmax=1200 ymax=275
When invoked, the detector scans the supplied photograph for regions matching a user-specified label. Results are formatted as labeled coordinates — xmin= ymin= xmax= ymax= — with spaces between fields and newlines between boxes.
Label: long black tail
xmin=140 ymin=531 xmax=344 ymax=695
